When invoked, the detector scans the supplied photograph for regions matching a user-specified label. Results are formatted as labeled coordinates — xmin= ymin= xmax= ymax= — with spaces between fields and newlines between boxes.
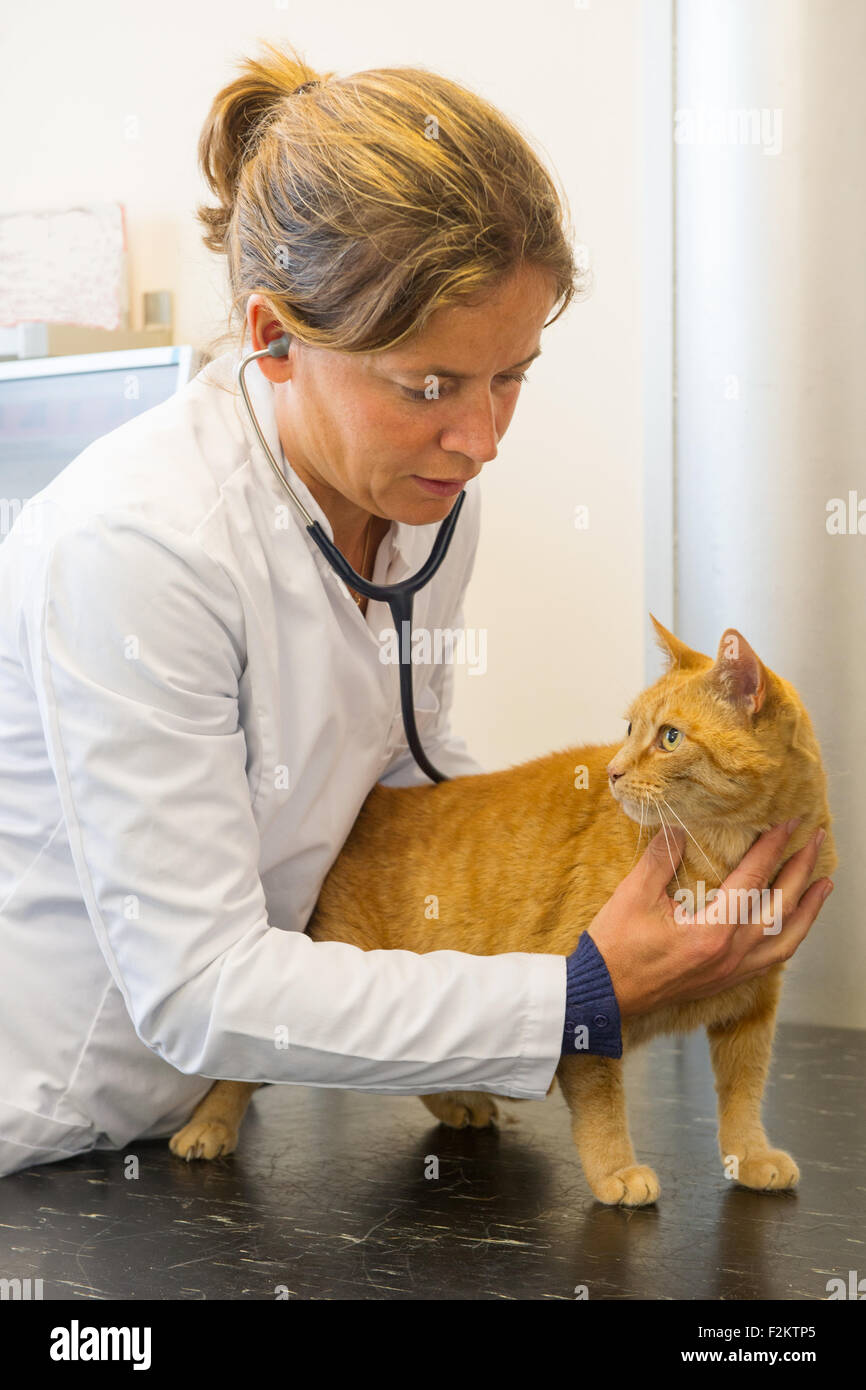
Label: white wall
xmin=6 ymin=2 xmax=858 ymax=1028
xmin=2 ymin=0 xmax=649 ymax=770
xmin=676 ymin=0 xmax=865 ymax=1027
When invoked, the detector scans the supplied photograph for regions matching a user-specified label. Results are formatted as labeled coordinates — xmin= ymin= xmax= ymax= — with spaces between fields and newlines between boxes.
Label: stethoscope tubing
xmin=237 ymin=337 xmax=465 ymax=784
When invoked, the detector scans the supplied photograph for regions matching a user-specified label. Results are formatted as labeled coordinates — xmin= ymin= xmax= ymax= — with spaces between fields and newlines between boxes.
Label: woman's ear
xmin=246 ymin=294 xmax=293 ymax=382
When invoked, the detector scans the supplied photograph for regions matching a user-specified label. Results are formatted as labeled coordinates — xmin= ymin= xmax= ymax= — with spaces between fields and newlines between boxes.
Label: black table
xmin=1 ymin=1023 xmax=862 ymax=1301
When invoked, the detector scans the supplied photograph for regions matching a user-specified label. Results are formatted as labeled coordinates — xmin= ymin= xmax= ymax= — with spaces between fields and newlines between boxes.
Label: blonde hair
xmin=198 ymin=39 xmax=590 ymax=359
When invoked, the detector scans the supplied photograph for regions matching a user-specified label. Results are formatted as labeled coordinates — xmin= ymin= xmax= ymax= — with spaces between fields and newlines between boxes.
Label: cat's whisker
xmin=640 ymin=795 xmax=652 ymax=848
xmin=625 ymin=794 xmax=648 ymax=871
xmin=652 ymin=798 xmax=682 ymax=892
xmin=658 ymin=795 xmax=724 ymax=887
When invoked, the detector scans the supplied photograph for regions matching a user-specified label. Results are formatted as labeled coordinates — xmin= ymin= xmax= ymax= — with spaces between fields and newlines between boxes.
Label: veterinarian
xmin=0 ymin=44 xmax=833 ymax=1177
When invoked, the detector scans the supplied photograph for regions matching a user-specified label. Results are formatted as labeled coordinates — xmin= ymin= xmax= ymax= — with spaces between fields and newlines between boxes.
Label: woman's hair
xmin=197 ymin=39 xmax=591 ymax=359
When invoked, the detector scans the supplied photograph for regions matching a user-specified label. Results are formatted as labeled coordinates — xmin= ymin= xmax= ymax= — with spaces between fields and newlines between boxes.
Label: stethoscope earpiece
xmin=235 ymin=342 xmax=465 ymax=784
xmin=266 ymin=334 xmax=291 ymax=359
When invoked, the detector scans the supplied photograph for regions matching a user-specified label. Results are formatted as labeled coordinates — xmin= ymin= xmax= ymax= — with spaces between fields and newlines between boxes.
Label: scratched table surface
xmin=0 ymin=1022 xmax=862 ymax=1301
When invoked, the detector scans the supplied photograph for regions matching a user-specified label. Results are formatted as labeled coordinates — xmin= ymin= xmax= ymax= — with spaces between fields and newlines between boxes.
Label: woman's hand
xmin=587 ymin=821 xmax=833 ymax=1019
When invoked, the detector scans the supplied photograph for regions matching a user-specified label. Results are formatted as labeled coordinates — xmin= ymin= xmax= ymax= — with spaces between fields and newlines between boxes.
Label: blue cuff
xmin=560 ymin=931 xmax=623 ymax=1059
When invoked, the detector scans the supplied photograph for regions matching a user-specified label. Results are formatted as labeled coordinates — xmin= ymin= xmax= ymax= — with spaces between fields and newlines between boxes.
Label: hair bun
xmin=197 ymin=42 xmax=325 ymax=255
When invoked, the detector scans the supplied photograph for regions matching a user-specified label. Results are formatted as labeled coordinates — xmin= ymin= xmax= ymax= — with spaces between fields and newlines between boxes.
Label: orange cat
xmin=171 ymin=615 xmax=838 ymax=1206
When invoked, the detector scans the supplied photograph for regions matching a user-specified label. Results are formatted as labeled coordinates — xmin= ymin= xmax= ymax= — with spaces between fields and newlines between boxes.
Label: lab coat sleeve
xmin=25 ymin=508 xmax=564 ymax=1098
xmin=379 ymin=482 xmax=487 ymax=788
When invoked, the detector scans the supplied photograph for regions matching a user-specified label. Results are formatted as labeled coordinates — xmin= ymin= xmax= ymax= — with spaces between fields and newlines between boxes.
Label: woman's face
xmin=249 ymin=262 xmax=558 ymax=532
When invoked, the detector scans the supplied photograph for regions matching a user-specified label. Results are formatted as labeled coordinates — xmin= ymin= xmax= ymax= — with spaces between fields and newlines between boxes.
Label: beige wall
xmin=2 ymin=0 xmax=650 ymax=771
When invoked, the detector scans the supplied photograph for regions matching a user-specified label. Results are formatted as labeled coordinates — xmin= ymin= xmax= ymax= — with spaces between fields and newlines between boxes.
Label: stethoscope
xmin=238 ymin=334 xmax=466 ymax=784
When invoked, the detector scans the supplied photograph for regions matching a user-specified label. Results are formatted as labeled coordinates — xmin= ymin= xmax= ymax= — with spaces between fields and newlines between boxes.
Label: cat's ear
xmin=708 ymin=628 xmax=766 ymax=715
xmin=648 ymin=613 xmax=707 ymax=671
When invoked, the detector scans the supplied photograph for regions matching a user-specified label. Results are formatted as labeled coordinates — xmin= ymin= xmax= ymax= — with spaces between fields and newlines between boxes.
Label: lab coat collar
xmin=199 ymin=348 xmax=435 ymax=573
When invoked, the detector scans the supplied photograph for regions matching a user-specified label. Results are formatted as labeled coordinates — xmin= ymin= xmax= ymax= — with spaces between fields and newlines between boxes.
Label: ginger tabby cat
xmin=171 ymin=615 xmax=838 ymax=1207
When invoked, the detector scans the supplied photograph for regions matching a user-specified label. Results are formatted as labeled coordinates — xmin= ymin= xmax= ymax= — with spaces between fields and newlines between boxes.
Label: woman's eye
xmin=661 ymin=726 xmax=684 ymax=750
xmin=401 ymin=386 xmax=440 ymax=401
xmin=400 ymin=371 xmax=528 ymax=402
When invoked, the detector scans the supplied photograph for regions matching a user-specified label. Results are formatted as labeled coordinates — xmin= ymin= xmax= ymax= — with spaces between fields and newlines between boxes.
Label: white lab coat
xmin=0 ymin=348 xmax=565 ymax=1177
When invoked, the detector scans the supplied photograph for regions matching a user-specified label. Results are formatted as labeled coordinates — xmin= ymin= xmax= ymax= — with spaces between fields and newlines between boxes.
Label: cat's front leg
xmin=555 ymin=1053 xmax=659 ymax=1207
xmin=707 ymin=973 xmax=799 ymax=1192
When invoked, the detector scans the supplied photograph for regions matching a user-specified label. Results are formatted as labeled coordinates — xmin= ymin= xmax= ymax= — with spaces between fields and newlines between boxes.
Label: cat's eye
xmin=660 ymin=725 xmax=684 ymax=750
xmin=626 ymin=721 xmax=632 ymax=736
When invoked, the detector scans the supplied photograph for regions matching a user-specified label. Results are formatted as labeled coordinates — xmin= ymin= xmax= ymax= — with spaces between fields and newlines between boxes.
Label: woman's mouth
xmin=411 ymin=476 xmax=466 ymax=497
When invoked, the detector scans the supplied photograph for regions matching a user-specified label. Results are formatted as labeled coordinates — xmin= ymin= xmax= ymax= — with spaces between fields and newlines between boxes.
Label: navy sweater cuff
xmin=560 ymin=931 xmax=623 ymax=1059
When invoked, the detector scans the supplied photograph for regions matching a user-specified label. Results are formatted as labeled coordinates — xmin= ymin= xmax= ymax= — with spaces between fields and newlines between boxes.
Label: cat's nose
xmin=608 ymin=766 xmax=624 ymax=784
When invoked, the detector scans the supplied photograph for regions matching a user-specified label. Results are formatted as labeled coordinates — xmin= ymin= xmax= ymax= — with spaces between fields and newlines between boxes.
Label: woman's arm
xmin=22 ymin=503 xmax=563 ymax=1098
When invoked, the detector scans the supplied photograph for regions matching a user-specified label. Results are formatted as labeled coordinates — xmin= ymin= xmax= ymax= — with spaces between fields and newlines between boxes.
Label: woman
xmin=0 ymin=43 xmax=830 ymax=1176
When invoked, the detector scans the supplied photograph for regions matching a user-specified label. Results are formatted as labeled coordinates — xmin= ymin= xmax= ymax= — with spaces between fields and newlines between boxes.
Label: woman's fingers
xmin=736 ymin=874 xmax=833 ymax=975
xmin=768 ymin=827 xmax=827 ymax=920
xmin=692 ymin=873 xmax=833 ymax=997
xmin=700 ymin=821 xmax=823 ymax=933
xmin=719 ymin=819 xmax=800 ymax=899
xmin=728 ymin=825 xmax=825 ymax=936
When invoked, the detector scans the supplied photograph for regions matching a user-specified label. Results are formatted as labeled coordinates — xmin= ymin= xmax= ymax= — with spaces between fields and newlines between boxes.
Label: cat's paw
xmin=733 ymin=1148 xmax=800 ymax=1191
xmin=421 ymin=1091 xmax=499 ymax=1129
xmin=169 ymin=1119 xmax=239 ymax=1161
xmin=592 ymin=1164 xmax=660 ymax=1207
